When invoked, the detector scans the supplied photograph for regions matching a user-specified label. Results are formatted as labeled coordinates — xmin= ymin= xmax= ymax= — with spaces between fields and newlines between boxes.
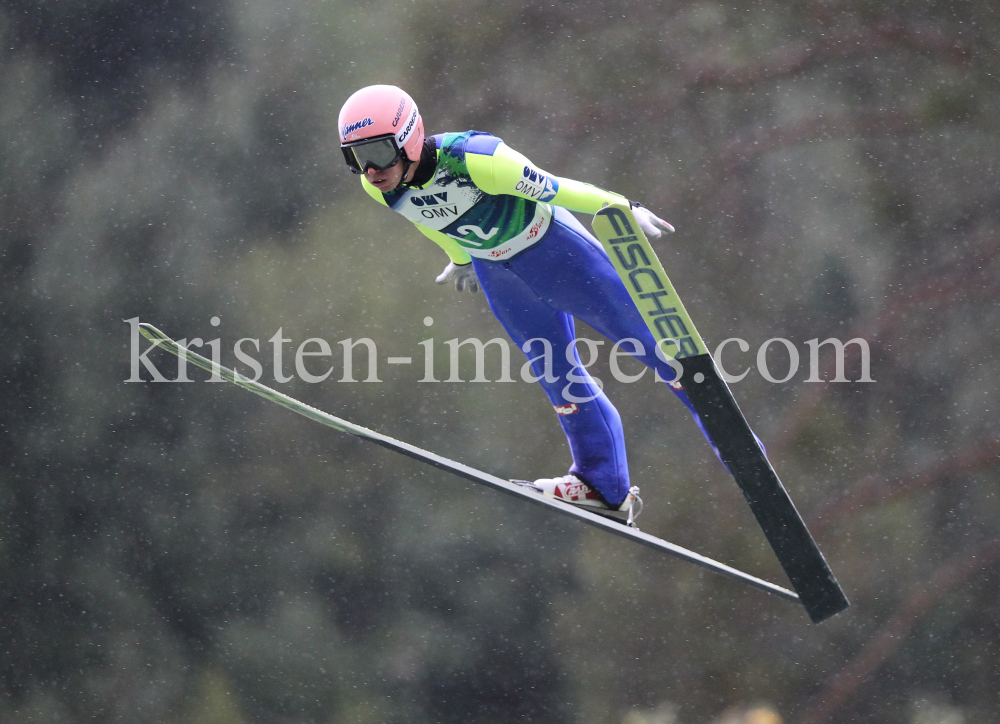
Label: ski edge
xmin=136 ymin=322 xmax=800 ymax=605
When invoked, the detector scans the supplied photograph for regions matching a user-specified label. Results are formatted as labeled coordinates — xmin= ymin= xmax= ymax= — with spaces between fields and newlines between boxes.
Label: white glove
xmin=435 ymin=262 xmax=480 ymax=294
xmin=630 ymin=202 xmax=675 ymax=238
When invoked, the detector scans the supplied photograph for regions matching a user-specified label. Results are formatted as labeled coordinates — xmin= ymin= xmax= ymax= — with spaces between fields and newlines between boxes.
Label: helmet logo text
xmin=396 ymin=107 xmax=418 ymax=145
xmin=342 ymin=117 xmax=374 ymax=137
xmin=392 ymin=98 xmax=406 ymax=127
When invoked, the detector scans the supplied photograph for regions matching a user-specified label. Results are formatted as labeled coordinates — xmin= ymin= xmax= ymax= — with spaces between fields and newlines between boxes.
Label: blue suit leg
xmin=506 ymin=207 xmax=734 ymax=468
xmin=471 ymin=255 xmax=631 ymax=506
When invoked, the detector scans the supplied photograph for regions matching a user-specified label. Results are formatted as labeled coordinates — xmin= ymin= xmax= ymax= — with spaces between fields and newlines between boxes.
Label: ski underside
xmin=138 ymin=323 xmax=800 ymax=608
xmin=592 ymin=204 xmax=849 ymax=624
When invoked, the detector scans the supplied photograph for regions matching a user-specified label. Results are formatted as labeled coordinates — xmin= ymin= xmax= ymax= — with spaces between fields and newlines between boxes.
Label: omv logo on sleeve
xmin=516 ymin=166 xmax=559 ymax=202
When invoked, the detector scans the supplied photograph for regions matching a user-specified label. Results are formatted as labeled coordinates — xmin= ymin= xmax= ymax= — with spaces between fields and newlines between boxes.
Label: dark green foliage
xmin=2 ymin=0 xmax=999 ymax=722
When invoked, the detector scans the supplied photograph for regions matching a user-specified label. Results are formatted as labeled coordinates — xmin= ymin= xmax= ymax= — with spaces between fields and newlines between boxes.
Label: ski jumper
xmin=360 ymin=131 xmax=718 ymax=506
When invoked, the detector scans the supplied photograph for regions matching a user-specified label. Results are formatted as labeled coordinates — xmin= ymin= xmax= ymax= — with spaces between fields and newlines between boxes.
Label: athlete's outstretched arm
xmin=468 ymin=142 xmax=674 ymax=237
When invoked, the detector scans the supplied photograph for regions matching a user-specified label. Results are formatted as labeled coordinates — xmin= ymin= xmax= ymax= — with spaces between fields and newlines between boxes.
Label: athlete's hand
xmin=435 ymin=262 xmax=480 ymax=294
xmin=630 ymin=202 xmax=675 ymax=238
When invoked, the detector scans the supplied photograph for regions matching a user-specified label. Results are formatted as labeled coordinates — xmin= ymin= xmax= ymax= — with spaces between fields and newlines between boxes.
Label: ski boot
xmin=513 ymin=474 xmax=643 ymax=527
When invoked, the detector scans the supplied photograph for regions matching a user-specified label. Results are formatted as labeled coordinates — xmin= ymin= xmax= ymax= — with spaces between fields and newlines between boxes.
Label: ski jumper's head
xmin=339 ymin=85 xmax=424 ymax=190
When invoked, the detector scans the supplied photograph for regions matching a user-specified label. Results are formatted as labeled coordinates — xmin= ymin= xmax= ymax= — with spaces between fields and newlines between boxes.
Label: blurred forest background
xmin=2 ymin=0 xmax=999 ymax=722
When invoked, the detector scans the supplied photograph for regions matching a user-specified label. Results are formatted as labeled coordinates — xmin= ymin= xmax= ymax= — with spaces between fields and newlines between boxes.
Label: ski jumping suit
xmin=361 ymin=131 xmax=719 ymax=507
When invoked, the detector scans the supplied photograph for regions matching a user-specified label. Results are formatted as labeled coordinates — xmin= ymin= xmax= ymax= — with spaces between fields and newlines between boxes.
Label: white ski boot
xmin=514 ymin=474 xmax=643 ymax=526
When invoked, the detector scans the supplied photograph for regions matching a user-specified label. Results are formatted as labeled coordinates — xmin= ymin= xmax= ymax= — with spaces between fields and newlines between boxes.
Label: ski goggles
xmin=342 ymin=134 xmax=403 ymax=175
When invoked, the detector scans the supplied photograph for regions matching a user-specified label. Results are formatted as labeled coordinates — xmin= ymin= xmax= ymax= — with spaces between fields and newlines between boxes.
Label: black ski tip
xmin=680 ymin=353 xmax=852 ymax=624
xmin=801 ymin=583 xmax=851 ymax=624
